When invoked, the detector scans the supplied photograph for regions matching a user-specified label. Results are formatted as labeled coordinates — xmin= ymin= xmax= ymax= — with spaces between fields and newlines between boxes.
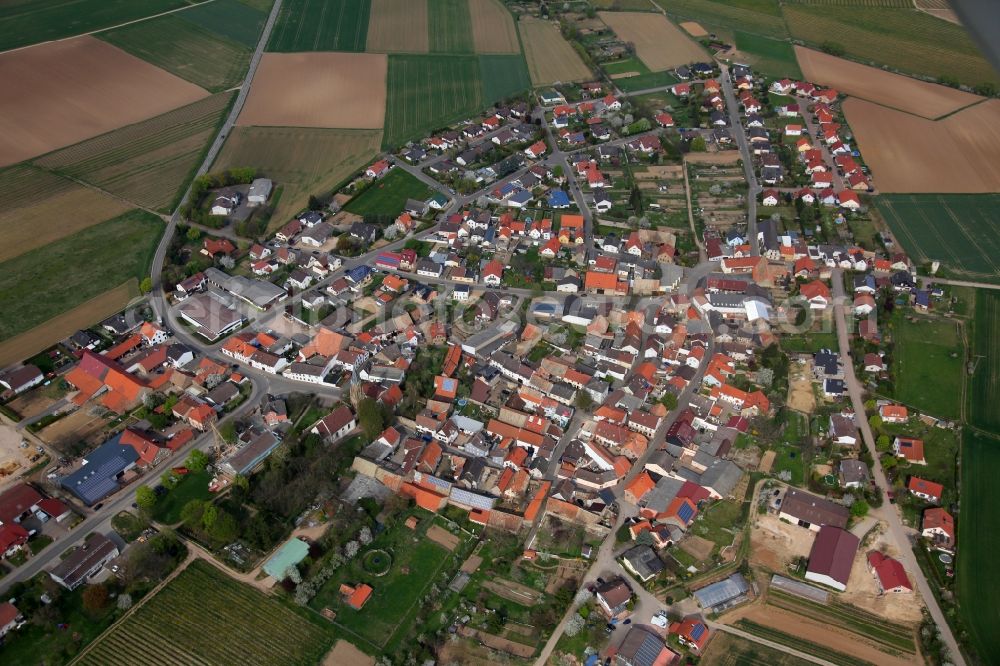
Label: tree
xmin=135 ymin=485 xmax=157 ymax=511
xmin=820 ymin=41 xmax=845 ymax=57
xmin=186 ymin=449 xmax=209 ymax=471
xmin=139 ymin=277 xmax=153 ymax=294
xmin=82 ymin=584 xmax=109 ymax=615
xmin=186 ymin=227 xmax=202 ymax=242
xmin=180 ymin=499 xmax=207 ymax=527
xmin=358 ymin=398 xmax=387 ymax=440
xmin=660 ymin=393 xmax=678 ymax=410
xmin=868 ymin=414 xmax=883 ymax=431
xmin=285 ymin=566 xmax=303 ymax=584
xmin=358 ymin=526 xmax=373 ymax=546
xmin=882 ymin=455 xmax=897 ymax=470
xmin=635 ymin=530 xmax=655 ymax=547
xmin=575 ymin=390 xmax=594 ymax=411
xmin=973 ymin=82 xmax=997 ymax=97
xmin=690 ymin=136 xmax=707 ymax=152
xmin=876 ymin=434 xmax=891 ymax=452
xmin=344 ymin=541 xmax=360 ymax=559
xmin=308 ymin=195 xmax=323 ymax=211
xmin=201 ymin=503 xmax=219 ymax=530
xmin=565 ymin=613 xmax=586 ymax=637
xmin=850 ymin=499 xmax=870 ymax=518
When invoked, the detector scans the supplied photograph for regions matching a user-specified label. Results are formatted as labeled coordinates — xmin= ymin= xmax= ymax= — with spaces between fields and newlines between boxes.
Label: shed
xmin=263 ymin=537 xmax=310 ymax=579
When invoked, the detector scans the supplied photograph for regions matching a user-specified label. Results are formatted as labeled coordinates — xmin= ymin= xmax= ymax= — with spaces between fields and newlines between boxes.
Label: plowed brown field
xmin=238 ymin=53 xmax=387 ymax=129
xmin=845 ymin=97 xmax=1000 ymax=193
xmin=599 ymin=11 xmax=705 ymax=71
xmin=366 ymin=0 xmax=429 ymax=53
xmin=795 ymin=46 xmax=980 ymax=119
xmin=0 ymin=36 xmax=207 ymax=167
xmin=469 ymin=0 xmax=519 ymax=53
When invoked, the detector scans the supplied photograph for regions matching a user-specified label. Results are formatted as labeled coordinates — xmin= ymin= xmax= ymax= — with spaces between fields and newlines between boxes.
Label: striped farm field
xmin=429 ymin=0 xmax=474 ymax=53
xmin=76 ymin=560 xmax=333 ymax=666
xmin=98 ymin=13 xmax=254 ymax=92
xmin=653 ymin=0 xmax=789 ymax=39
xmin=367 ymin=0 xmax=429 ymax=53
xmin=0 ymin=165 xmax=131 ymax=263
xmin=179 ymin=0 xmax=268 ymax=47
xmin=519 ymin=17 xmax=591 ymax=87
xmin=268 ymin=0 xmax=370 ymax=52
xmin=969 ymin=291 xmax=1000 ymax=432
xmin=784 ymin=0 xmax=913 ymax=5
xmin=35 ymin=92 xmax=234 ymax=212
xmin=782 ymin=6 xmax=999 ymax=87
xmin=599 ymin=12 xmax=706 ymax=71
xmin=214 ymin=126 xmax=383 ymax=229
xmin=875 ymin=194 xmax=1000 ymax=283
xmin=468 ymin=0 xmax=519 ymax=53
xmin=383 ymin=54 xmax=483 ymax=148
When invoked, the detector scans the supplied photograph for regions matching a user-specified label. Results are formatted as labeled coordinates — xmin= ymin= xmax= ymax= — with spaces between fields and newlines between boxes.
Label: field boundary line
xmin=708 ymin=621 xmax=839 ymax=666
xmin=0 ymin=0 xmax=220 ymax=56
xmin=32 ymin=166 xmax=171 ymax=222
xmin=931 ymin=97 xmax=988 ymax=121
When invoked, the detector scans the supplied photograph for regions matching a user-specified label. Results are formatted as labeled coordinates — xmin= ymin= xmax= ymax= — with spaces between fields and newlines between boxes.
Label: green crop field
xmin=178 ymin=0 xmax=267 ymax=47
xmin=958 ymin=429 xmax=1000 ymax=664
xmin=604 ymin=58 xmax=679 ymax=93
xmin=268 ymin=0 xmax=370 ymax=52
xmin=345 ymin=169 xmax=434 ymax=217
xmin=34 ymin=92 xmax=234 ymax=212
xmin=99 ymin=14 xmax=251 ymax=91
xmin=784 ymin=0 xmax=918 ymax=5
xmin=77 ymin=560 xmax=333 ymax=666
xmin=735 ymin=31 xmax=803 ymax=79
xmin=479 ymin=55 xmax=532 ymax=103
xmin=969 ymin=290 xmax=1000 ymax=433
xmin=383 ymin=54 xmax=483 ymax=149
xmin=653 ymin=0 xmax=789 ymax=39
xmin=875 ymin=195 xmax=1000 ymax=284
xmin=782 ymin=6 xmax=998 ymax=87
xmin=888 ymin=309 xmax=965 ymax=421
xmin=0 ymin=0 xmax=187 ymax=52
xmin=0 ymin=210 xmax=162 ymax=342
xmin=429 ymin=0 xmax=474 ymax=53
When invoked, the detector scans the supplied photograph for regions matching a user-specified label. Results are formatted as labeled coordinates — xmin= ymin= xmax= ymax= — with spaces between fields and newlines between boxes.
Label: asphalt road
xmin=831 ymin=269 xmax=965 ymax=665
xmin=719 ymin=65 xmax=760 ymax=256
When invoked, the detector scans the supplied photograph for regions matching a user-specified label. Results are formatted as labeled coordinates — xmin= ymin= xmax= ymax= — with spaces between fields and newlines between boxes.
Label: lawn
xmin=310 ymin=514 xmax=457 ymax=651
xmin=428 ymin=0 xmax=474 ymax=53
xmin=99 ymin=14 xmax=253 ymax=92
xmin=0 ymin=0 xmax=186 ymax=51
xmin=734 ymin=31 xmax=803 ymax=79
xmin=957 ymin=429 xmax=1000 ymax=665
xmin=77 ymin=560 xmax=333 ymax=666
xmin=268 ymin=0 xmax=370 ymax=52
xmin=888 ymin=309 xmax=964 ymax=420
xmin=35 ymin=92 xmax=234 ymax=212
xmin=150 ymin=469 xmax=214 ymax=525
xmin=345 ymin=168 xmax=434 ymax=217
xmin=880 ymin=420 xmax=959 ymax=504
xmin=782 ymin=5 xmax=998 ymax=88
xmin=382 ymin=54 xmax=483 ymax=149
xmin=690 ymin=499 xmax=744 ymax=551
xmin=779 ymin=330 xmax=838 ymax=354
xmin=603 ymin=57 xmax=679 ymax=93
xmin=0 ymin=209 xmax=162 ymax=342
xmin=969 ymin=290 xmax=1000 ymax=433
xmin=876 ymin=195 xmax=1000 ymax=284
xmin=479 ymin=54 xmax=532 ymax=104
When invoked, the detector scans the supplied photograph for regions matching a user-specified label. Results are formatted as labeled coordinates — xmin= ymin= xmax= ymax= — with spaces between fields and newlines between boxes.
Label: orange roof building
xmin=624 ymin=472 xmax=656 ymax=503
xmin=341 ymin=583 xmax=374 ymax=610
xmin=66 ymin=351 xmax=148 ymax=414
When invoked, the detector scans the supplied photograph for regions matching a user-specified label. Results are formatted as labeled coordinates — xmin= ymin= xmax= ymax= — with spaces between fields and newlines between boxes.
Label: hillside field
xmin=382 ymin=54 xmax=483 ymax=149
xmin=0 ymin=165 xmax=131 ymax=263
xmin=0 ymin=210 xmax=163 ymax=342
xmin=214 ymin=126 xmax=383 ymax=229
xmin=479 ymin=55 xmax=532 ymax=103
xmin=875 ymin=195 xmax=1000 ymax=282
xmin=35 ymin=92 xmax=234 ymax=212
xmin=969 ymin=291 xmax=1000 ymax=433
xmin=77 ymin=560 xmax=333 ymax=666
xmin=268 ymin=0 xmax=370 ymax=52
xmin=653 ymin=0 xmax=789 ymax=39
xmin=518 ymin=17 xmax=591 ymax=87
xmin=958 ymin=429 xmax=1000 ymax=664
xmin=469 ymin=0 xmax=520 ymax=54
xmin=783 ymin=5 xmax=998 ymax=88
xmin=98 ymin=8 xmax=260 ymax=92
xmin=735 ymin=32 xmax=803 ymax=79
xmin=0 ymin=0 xmax=186 ymax=51
xmin=367 ymin=0 xmax=429 ymax=53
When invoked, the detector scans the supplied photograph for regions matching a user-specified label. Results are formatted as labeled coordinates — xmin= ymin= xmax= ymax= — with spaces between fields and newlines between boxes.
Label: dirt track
xmin=599 ymin=12 xmax=706 ymax=71
xmin=845 ymin=97 xmax=1000 ymax=193
xmin=0 ymin=36 xmax=207 ymax=166
xmin=238 ymin=52 xmax=386 ymax=129
xmin=795 ymin=46 xmax=979 ymax=119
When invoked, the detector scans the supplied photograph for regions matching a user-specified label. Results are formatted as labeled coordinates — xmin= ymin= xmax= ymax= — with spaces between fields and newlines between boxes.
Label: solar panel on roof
xmin=678 ymin=502 xmax=695 ymax=522
xmin=635 ymin=634 xmax=664 ymax=666
xmin=691 ymin=623 xmax=706 ymax=640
